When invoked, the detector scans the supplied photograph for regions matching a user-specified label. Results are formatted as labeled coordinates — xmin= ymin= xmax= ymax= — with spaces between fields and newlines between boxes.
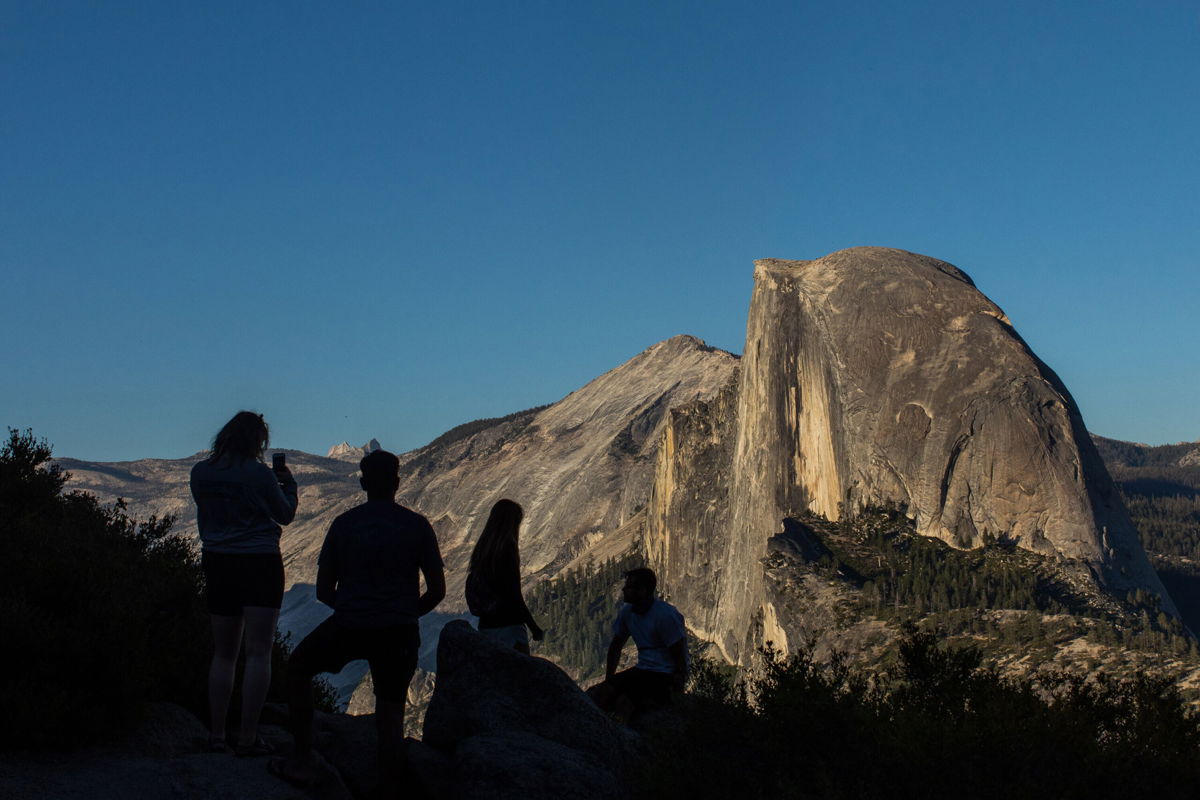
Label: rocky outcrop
xmin=647 ymin=247 xmax=1177 ymax=661
xmin=421 ymin=620 xmax=641 ymax=799
xmin=60 ymin=250 xmax=1177 ymax=669
xmin=0 ymin=703 xmax=353 ymax=800
xmin=395 ymin=335 xmax=737 ymax=600
xmin=326 ymin=440 xmax=382 ymax=460
xmin=60 ymin=336 xmax=737 ymax=665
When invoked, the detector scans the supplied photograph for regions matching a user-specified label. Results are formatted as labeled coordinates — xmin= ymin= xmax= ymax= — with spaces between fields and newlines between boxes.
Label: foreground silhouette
xmin=467 ymin=499 xmax=545 ymax=652
xmin=272 ymin=449 xmax=446 ymax=794
xmin=588 ymin=567 xmax=688 ymax=723
xmin=190 ymin=411 xmax=298 ymax=755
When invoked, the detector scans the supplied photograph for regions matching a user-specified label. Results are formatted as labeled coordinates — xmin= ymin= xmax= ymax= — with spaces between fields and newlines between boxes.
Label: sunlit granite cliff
xmin=647 ymin=247 xmax=1176 ymax=661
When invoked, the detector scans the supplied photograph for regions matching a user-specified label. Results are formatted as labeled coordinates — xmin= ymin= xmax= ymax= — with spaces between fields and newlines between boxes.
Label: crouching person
xmin=270 ymin=450 xmax=445 ymax=795
xmin=588 ymin=567 xmax=687 ymax=723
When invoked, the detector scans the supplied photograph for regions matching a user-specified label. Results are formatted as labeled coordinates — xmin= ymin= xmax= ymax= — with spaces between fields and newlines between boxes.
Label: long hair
xmin=468 ymin=499 xmax=523 ymax=580
xmin=209 ymin=411 xmax=269 ymax=466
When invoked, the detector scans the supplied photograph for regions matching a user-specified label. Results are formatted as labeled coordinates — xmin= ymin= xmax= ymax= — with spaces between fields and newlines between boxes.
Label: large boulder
xmin=422 ymin=620 xmax=641 ymax=799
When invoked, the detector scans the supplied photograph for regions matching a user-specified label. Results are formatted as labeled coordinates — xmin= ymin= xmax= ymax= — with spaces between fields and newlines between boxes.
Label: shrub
xmin=0 ymin=429 xmax=209 ymax=748
xmin=0 ymin=429 xmax=335 ymax=749
xmin=639 ymin=627 xmax=1200 ymax=800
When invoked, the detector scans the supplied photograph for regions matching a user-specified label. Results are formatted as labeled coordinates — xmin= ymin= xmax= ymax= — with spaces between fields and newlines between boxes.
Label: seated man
xmin=588 ymin=567 xmax=688 ymax=722
xmin=270 ymin=450 xmax=445 ymax=794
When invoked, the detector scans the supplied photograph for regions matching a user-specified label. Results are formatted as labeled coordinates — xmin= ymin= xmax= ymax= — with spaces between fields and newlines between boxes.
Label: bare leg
xmin=237 ymin=606 xmax=279 ymax=747
xmin=376 ymin=697 xmax=408 ymax=797
xmin=209 ymin=614 xmax=245 ymax=741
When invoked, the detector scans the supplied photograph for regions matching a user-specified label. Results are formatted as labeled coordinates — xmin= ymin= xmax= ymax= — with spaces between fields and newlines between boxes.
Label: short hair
xmin=359 ymin=449 xmax=400 ymax=493
xmin=624 ymin=567 xmax=657 ymax=593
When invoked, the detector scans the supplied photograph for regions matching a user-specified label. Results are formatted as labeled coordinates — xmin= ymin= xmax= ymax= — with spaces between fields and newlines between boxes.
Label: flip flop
xmin=235 ymin=735 xmax=278 ymax=758
xmin=268 ymin=757 xmax=314 ymax=789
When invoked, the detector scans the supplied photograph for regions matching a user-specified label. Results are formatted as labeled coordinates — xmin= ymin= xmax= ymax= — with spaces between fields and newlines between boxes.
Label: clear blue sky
xmin=2 ymin=1 xmax=1197 ymax=461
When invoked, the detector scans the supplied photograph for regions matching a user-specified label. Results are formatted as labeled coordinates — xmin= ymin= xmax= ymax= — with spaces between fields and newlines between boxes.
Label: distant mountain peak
xmin=327 ymin=439 xmax=382 ymax=460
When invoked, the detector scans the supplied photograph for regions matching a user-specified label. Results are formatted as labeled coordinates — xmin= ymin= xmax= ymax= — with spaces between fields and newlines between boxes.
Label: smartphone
xmin=272 ymin=452 xmax=286 ymax=470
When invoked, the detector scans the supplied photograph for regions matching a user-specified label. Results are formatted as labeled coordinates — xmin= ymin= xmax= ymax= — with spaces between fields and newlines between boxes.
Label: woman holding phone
xmin=466 ymin=499 xmax=544 ymax=653
xmin=190 ymin=411 xmax=298 ymax=755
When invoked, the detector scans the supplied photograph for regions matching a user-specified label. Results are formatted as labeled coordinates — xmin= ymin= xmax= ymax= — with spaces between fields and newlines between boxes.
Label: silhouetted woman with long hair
xmin=467 ymin=499 xmax=543 ymax=653
xmin=190 ymin=411 xmax=298 ymax=755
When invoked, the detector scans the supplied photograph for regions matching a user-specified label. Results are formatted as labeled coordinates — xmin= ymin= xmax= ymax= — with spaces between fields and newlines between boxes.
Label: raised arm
xmin=260 ymin=463 xmax=298 ymax=525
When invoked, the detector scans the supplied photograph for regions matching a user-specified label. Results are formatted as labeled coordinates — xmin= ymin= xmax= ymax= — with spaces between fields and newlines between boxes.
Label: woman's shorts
xmin=201 ymin=551 xmax=285 ymax=615
xmin=478 ymin=623 xmax=530 ymax=650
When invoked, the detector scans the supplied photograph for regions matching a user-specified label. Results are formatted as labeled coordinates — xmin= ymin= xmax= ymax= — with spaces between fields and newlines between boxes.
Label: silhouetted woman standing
xmin=190 ymin=411 xmax=298 ymax=755
xmin=467 ymin=499 xmax=544 ymax=653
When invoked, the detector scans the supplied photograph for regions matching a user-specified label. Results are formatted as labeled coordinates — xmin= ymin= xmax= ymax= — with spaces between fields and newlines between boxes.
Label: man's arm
xmin=417 ymin=561 xmax=445 ymax=616
xmin=605 ymin=634 xmax=629 ymax=680
xmin=315 ymin=561 xmax=337 ymax=608
xmin=315 ymin=521 xmax=339 ymax=608
xmin=417 ymin=522 xmax=446 ymax=616
xmin=667 ymin=637 xmax=688 ymax=690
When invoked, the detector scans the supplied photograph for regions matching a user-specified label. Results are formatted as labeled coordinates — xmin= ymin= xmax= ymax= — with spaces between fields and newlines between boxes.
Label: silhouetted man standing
xmin=271 ymin=450 xmax=445 ymax=795
xmin=589 ymin=567 xmax=687 ymax=722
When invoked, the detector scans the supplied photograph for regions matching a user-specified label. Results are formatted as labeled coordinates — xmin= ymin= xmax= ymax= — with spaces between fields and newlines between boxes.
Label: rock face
xmin=422 ymin=620 xmax=640 ymax=799
xmin=58 ymin=335 xmax=737 ymax=675
xmin=59 ymin=250 xmax=1177 ymax=669
xmin=326 ymin=439 xmax=382 ymax=460
xmin=647 ymin=247 xmax=1176 ymax=660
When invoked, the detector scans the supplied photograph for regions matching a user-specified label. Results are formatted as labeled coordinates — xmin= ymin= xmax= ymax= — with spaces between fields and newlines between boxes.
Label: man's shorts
xmin=289 ymin=618 xmax=420 ymax=703
xmin=606 ymin=667 xmax=673 ymax=711
xmin=201 ymin=551 xmax=285 ymax=615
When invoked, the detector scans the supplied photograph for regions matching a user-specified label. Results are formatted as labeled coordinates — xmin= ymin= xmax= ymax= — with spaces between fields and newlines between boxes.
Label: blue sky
xmin=2 ymin=1 xmax=1197 ymax=461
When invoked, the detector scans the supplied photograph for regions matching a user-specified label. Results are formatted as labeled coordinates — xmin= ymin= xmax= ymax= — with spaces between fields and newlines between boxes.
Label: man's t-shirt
xmin=612 ymin=598 xmax=686 ymax=674
xmin=317 ymin=500 xmax=443 ymax=629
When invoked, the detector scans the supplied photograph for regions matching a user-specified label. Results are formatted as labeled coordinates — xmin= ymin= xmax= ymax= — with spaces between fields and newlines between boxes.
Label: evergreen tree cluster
xmin=527 ymin=550 xmax=644 ymax=676
xmin=802 ymin=506 xmax=1063 ymax=616
xmin=1124 ymin=489 xmax=1200 ymax=559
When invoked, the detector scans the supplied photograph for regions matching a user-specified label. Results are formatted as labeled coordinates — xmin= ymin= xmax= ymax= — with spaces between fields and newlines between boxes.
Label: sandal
xmin=268 ymin=756 xmax=314 ymax=788
xmin=235 ymin=735 xmax=278 ymax=758
xmin=207 ymin=736 xmax=232 ymax=754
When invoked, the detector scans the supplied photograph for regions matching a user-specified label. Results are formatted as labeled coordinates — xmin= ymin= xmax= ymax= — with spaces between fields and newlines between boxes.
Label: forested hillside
xmin=528 ymin=436 xmax=1200 ymax=695
xmin=1095 ymin=436 xmax=1200 ymax=632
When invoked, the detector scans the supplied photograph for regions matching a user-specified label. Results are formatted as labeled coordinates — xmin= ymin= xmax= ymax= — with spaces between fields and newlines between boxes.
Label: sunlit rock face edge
xmin=648 ymin=247 xmax=1177 ymax=661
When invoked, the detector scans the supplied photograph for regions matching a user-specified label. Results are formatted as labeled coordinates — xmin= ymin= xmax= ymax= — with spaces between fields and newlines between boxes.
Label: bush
xmin=639 ymin=627 xmax=1200 ymax=800
xmin=0 ymin=429 xmax=209 ymax=748
xmin=0 ymin=429 xmax=335 ymax=749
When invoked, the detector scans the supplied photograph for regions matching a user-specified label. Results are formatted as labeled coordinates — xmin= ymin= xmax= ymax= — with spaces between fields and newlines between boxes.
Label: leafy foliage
xmin=0 ymin=429 xmax=332 ymax=750
xmin=641 ymin=628 xmax=1200 ymax=800
xmin=0 ymin=429 xmax=210 ymax=748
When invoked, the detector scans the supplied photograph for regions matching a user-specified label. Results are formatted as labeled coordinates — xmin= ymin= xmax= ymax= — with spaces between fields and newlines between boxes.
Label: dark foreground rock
xmin=0 ymin=702 xmax=352 ymax=800
xmin=420 ymin=620 xmax=642 ymax=799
